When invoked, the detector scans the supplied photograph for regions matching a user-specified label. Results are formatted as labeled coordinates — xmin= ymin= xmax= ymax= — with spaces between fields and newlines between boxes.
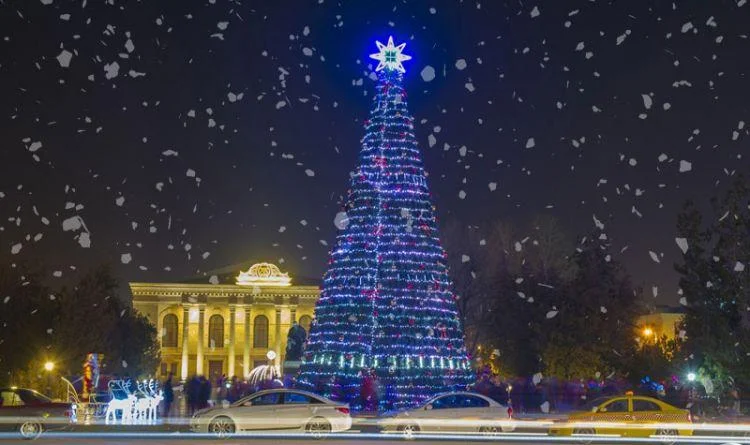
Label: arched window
xmin=254 ymin=315 xmax=269 ymax=348
xmin=299 ymin=315 xmax=312 ymax=334
xmin=162 ymin=314 xmax=178 ymax=347
xmin=208 ymin=314 xmax=224 ymax=349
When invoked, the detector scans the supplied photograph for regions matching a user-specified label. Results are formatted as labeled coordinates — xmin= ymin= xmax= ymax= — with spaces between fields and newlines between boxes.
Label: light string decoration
xmin=296 ymin=37 xmax=473 ymax=411
xmin=104 ymin=379 xmax=163 ymax=425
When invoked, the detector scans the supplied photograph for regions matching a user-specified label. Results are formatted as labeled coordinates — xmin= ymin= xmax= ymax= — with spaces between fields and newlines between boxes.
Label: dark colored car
xmin=0 ymin=387 xmax=75 ymax=439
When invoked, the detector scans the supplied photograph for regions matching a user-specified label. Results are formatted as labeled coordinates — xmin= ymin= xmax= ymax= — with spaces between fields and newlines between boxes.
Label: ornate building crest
xmin=236 ymin=262 xmax=291 ymax=287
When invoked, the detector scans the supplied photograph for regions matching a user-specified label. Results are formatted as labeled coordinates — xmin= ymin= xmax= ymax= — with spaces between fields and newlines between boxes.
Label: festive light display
xmin=248 ymin=364 xmax=282 ymax=388
xmin=104 ymin=379 xmax=162 ymax=425
xmin=369 ymin=36 xmax=412 ymax=73
xmin=297 ymin=37 xmax=472 ymax=411
xmin=82 ymin=353 xmax=100 ymax=400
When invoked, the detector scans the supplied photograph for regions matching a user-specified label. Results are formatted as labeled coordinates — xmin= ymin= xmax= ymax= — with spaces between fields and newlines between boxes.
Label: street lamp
xmin=687 ymin=372 xmax=696 ymax=382
xmin=43 ymin=361 xmax=55 ymax=399
xmin=642 ymin=327 xmax=654 ymax=338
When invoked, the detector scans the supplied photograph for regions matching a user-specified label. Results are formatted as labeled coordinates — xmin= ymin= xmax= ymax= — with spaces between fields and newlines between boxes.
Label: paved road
xmin=2 ymin=432 xmax=749 ymax=445
xmin=0 ymin=433 xmax=564 ymax=445
xmin=0 ymin=437 xmax=589 ymax=445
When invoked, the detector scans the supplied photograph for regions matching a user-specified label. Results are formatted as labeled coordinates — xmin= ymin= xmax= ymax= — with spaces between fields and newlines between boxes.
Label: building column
xmin=243 ymin=307 xmax=251 ymax=379
xmin=228 ymin=306 xmax=236 ymax=377
xmin=291 ymin=307 xmax=297 ymax=324
xmin=275 ymin=308 xmax=282 ymax=368
xmin=180 ymin=307 xmax=190 ymax=381
xmin=196 ymin=306 xmax=205 ymax=375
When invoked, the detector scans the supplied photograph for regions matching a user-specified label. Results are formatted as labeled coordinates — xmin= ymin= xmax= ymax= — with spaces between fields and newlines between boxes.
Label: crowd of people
xmin=472 ymin=373 xmax=627 ymax=413
xmin=184 ymin=375 xmax=213 ymax=415
xmin=156 ymin=365 xmax=735 ymax=419
xmin=470 ymin=366 xmax=729 ymax=416
xmin=160 ymin=372 xmax=286 ymax=417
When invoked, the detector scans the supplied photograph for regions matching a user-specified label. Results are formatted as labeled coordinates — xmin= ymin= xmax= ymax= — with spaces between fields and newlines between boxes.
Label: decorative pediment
xmin=236 ymin=262 xmax=291 ymax=287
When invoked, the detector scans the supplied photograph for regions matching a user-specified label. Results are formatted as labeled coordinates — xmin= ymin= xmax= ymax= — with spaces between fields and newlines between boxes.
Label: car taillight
xmin=507 ymin=406 xmax=513 ymax=418
xmin=336 ymin=407 xmax=350 ymax=415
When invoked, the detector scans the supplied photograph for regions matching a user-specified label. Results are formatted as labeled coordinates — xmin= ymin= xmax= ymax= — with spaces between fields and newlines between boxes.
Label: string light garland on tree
xmin=296 ymin=37 xmax=473 ymax=411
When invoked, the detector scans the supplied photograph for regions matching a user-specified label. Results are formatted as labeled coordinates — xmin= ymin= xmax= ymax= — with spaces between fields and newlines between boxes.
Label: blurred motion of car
xmin=190 ymin=388 xmax=351 ymax=438
xmin=380 ymin=391 xmax=514 ymax=438
xmin=0 ymin=387 xmax=76 ymax=440
xmin=548 ymin=394 xmax=692 ymax=441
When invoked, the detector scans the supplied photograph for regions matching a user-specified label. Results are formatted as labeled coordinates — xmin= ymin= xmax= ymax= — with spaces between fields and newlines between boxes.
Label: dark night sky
xmin=1 ymin=0 xmax=748 ymax=305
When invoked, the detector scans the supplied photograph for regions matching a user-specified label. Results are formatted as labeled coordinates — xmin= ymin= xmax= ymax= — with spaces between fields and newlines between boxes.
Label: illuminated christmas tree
xmin=296 ymin=37 xmax=473 ymax=411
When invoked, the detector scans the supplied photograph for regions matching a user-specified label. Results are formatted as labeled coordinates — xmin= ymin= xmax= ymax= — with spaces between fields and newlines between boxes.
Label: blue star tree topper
xmin=369 ymin=36 xmax=412 ymax=73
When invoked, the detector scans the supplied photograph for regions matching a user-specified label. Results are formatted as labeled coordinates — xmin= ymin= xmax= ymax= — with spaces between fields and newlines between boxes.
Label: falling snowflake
xmin=675 ymin=237 xmax=689 ymax=254
xmin=334 ymin=211 xmax=349 ymax=230
xmin=420 ymin=65 xmax=436 ymax=82
xmin=56 ymin=50 xmax=72 ymax=68
xmin=532 ymin=373 xmax=543 ymax=385
xmin=104 ymin=61 xmax=120 ymax=79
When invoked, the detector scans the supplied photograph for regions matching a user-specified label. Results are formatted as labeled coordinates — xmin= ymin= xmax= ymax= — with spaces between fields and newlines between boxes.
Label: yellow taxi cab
xmin=549 ymin=393 xmax=692 ymax=441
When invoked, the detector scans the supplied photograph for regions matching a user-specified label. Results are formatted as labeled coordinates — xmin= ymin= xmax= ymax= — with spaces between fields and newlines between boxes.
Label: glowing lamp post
xmin=641 ymin=327 xmax=655 ymax=345
xmin=687 ymin=372 xmax=696 ymax=382
xmin=43 ymin=361 xmax=55 ymax=398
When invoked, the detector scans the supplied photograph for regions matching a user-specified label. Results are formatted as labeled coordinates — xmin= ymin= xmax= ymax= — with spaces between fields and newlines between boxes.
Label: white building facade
xmin=130 ymin=263 xmax=318 ymax=382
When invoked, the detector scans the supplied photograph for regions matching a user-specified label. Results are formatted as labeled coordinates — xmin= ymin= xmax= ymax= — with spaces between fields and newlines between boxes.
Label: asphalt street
xmin=2 ymin=432 xmax=750 ymax=445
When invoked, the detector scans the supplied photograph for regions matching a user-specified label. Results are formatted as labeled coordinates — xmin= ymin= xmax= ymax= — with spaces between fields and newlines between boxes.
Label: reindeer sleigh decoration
xmin=105 ymin=379 xmax=163 ymax=424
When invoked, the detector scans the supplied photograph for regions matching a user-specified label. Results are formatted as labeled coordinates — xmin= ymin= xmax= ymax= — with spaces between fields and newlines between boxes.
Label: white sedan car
xmin=381 ymin=391 xmax=514 ymax=438
xmin=190 ymin=389 xmax=352 ymax=438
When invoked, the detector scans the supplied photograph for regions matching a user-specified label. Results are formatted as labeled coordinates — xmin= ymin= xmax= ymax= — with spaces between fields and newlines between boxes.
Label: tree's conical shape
xmin=296 ymin=66 xmax=473 ymax=411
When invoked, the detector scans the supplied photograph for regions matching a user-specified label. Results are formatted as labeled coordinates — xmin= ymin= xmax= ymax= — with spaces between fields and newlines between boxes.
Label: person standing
xmin=360 ymin=369 xmax=375 ymax=412
xmin=187 ymin=376 xmax=199 ymax=415
xmin=227 ymin=376 xmax=240 ymax=404
xmin=162 ymin=373 xmax=174 ymax=418
xmin=488 ymin=375 xmax=508 ymax=405
xmin=199 ymin=376 xmax=211 ymax=409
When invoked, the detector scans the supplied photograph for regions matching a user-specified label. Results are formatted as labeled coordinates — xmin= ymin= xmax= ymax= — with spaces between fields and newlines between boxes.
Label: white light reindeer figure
xmin=133 ymin=379 xmax=163 ymax=423
xmin=104 ymin=380 xmax=136 ymax=424
xmin=133 ymin=381 xmax=150 ymax=423
xmin=145 ymin=379 xmax=164 ymax=422
xmin=146 ymin=389 xmax=163 ymax=421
